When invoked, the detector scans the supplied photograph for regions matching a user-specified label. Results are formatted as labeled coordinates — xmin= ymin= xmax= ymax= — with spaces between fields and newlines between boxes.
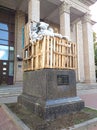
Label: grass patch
xmin=7 ymin=103 xmax=97 ymax=130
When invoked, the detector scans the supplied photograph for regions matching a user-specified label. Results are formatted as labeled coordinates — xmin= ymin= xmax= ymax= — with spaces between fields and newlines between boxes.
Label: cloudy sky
xmin=90 ymin=1 xmax=97 ymax=34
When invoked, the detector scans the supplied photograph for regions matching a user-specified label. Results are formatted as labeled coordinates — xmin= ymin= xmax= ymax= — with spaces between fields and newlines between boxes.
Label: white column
xmin=28 ymin=0 xmax=40 ymax=22
xmin=82 ymin=13 xmax=96 ymax=83
xmin=59 ymin=2 xmax=71 ymax=39
xmin=71 ymin=24 xmax=76 ymax=43
xmin=76 ymin=21 xmax=85 ymax=82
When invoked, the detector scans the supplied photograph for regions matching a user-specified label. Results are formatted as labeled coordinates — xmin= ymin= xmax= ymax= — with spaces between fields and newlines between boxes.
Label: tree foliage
xmin=95 ymin=49 xmax=97 ymax=66
xmin=93 ymin=32 xmax=97 ymax=66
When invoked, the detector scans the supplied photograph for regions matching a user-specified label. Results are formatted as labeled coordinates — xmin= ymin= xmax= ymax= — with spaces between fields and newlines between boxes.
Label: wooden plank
xmin=56 ymin=37 xmax=59 ymax=68
xmin=59 ymin=38 xmax=61 ymax=68
xmin=63 ymin=39 xmax=66 ymax=68
xmin=74 ymin=43 xmax=77 ymax=69
xmin=36 ymin=41 xmax=39 ymax=69
xmin=72 ymin=43 xmax=74 ymax=68
xmin=31 ymin=44 xmax=34 ymax=70
xmin=42 ymin=36 xmax=46 ymax=68
xmin=61 ymin=39 xmax=65 ymax=68
xmin=34 ymin=44 xmax=36 ymax=69
xmin=24 ymin=23 xmax=29 ymax=47
xmin=66 ymin=41 xmax=69 ymax=68
xmin=38 ymin=41 xmax=41 ymax=69
xmin=47 ymin=36 xmax=50 ymax=67
xmin=40 ymin=41 xmax=42 ymax=69
xmin=53 ymin=37 xmax=56 ymax=68
xmin=50 ymin=37 xmax=53 ymax=68
xmin=69 ymin=42 xmax=72 ymax=68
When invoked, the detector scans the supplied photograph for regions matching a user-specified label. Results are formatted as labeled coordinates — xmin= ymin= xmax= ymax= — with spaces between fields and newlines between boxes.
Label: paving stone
xmin=0 ymin=107 xmax=19 ymax=130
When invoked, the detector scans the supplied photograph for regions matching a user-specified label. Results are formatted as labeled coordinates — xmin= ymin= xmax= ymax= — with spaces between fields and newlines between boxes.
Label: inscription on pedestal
xmin=57 ymin=75 xmax=69 ymax=85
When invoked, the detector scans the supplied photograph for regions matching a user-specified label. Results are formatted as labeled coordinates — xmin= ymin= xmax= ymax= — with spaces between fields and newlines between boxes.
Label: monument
xmin=18 ymin=21 xmax=84 ymax=120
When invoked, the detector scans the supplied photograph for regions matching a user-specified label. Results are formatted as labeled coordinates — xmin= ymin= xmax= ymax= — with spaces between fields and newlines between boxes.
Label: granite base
xmin=18 ymin=69 xmax=84 ymax=120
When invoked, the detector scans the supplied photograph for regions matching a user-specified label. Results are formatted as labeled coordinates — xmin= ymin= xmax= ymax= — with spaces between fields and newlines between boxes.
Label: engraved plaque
xmin=57 ymin=75 xmax=69 ymax=85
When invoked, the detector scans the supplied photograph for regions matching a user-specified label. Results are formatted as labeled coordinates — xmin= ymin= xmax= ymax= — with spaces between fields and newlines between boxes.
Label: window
xmin=0 ymin=45 xmax=9 ymax=60
xmin=0 ymin=30 xmax=8 ymax=40
xmin=9 ymin=62 xmax=14 ymax=76
xmin=0 ymin=23 xmax=9 ymax=45
xmin=3 ymin=62 xmax=7 ymax=65
xmin=0 ymin=39 xmax=8 ymax=45
xmin=9 ymin=47 xmax=14 ymax=60
xmin=3 ymin=68 xmax=7 ymax=71
xmin=0 ymin=8 xmax=15 ymax=85
xmin=0 ymin=23 xmax=8 ymax=31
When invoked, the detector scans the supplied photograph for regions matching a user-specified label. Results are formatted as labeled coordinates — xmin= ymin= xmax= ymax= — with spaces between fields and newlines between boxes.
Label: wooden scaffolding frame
xmin=23 ymin=35 xmax=77 ymax=71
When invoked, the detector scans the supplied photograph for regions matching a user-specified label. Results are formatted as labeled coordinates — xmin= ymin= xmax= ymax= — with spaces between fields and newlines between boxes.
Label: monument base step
xmin=18 ymin=94 xmax=84 ymax=120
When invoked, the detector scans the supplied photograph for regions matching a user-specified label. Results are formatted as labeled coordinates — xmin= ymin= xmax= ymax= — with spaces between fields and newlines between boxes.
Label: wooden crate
xmin=23 ymin=36 xmax=77 ymax=71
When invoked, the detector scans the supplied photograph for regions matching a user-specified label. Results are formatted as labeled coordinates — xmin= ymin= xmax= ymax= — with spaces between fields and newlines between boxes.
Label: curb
xmin=1 ymin=104 xmax=30 ymax=130
xmin=62 ymin=117 xmax=97 ymax=130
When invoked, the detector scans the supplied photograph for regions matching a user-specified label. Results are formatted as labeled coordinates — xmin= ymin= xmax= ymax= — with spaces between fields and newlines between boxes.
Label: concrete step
xmin=0 ymin=85 xmax=23 ymax=103
xmin=77 ymin=83 xmax=97 ymax=90
xmin=0 ymin=87 xmax=22 ymax=97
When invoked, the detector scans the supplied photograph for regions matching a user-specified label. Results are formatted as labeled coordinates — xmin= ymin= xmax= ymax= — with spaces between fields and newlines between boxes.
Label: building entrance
xmin=0 ymin=7 xmax=15 ymax=85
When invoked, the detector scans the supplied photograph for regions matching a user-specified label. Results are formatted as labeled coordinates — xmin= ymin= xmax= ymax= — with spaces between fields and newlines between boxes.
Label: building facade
xmin=0 ymin=0 xmax=96 ymax=85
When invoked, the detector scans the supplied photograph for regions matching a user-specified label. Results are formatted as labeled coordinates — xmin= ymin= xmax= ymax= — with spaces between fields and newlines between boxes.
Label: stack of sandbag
xmin=29 ymin=22 xmax=38 ymax=43
xmin=29 ymin=21 xmax=69 ymax=43
xmin=38 ymin=22 xmax=54 ymax=40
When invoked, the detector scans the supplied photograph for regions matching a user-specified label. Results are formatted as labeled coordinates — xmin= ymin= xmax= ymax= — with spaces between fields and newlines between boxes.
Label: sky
xmin=90 ymin=1 xmax=97 ymax=34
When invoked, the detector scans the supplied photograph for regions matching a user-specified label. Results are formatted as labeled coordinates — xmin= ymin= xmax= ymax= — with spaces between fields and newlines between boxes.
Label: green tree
xmin=93 ymin=32 xmax=97 ymax=66
xmin=93 ymin=32 xmax=97 ymax=79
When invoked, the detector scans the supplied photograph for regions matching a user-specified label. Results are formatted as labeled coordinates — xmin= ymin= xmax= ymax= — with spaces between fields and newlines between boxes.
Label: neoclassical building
xmin=0 ymin=0 xmax=96 ymax=85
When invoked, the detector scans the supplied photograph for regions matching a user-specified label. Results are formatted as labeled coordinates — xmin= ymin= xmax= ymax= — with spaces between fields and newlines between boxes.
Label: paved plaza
xmin=77 ymin=83 xmax=97 ymax=109
xmin=0 ymin=82 xmax=97 ymax=130
xmin=77 ymin=83 xmax=97 ymax=130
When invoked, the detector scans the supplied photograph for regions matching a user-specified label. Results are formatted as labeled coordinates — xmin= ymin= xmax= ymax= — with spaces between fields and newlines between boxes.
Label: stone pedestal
xmin=18 ymin=69 xmax=84 ymax=120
